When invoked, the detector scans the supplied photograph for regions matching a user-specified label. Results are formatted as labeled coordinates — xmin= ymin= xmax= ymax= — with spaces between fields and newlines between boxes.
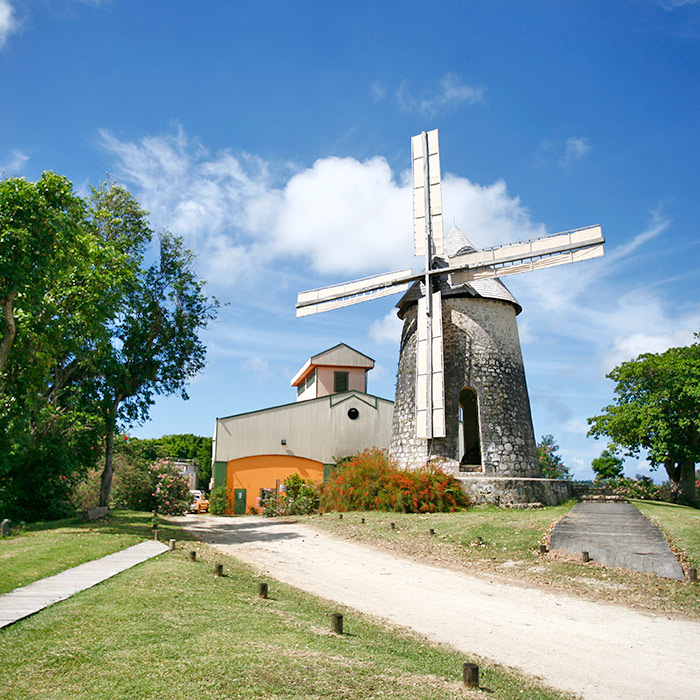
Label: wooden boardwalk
xmin=0 ymin=540 xmax=169 ymax=628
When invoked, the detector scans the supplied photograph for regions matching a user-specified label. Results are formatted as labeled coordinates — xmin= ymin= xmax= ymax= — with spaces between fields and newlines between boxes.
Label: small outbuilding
xmin=211 ymin=343 xmax=394 ymax=514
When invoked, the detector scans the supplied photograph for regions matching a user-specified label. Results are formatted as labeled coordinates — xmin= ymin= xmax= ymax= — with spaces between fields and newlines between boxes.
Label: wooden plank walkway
xmin=0 ymin=540 xmax=169 ymax=628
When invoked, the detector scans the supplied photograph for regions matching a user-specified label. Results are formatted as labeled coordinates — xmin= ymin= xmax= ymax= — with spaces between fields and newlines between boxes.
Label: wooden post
xmin=189 ymin=550 xmax=197 ymax=562
xmin=153 ymin=528 xmax=159 ymax=540
xmin=331 ymin=613 xmax=343 ymax=635
xmin=169 ymin=539 xmax=176 ymax=551
xmin=215 ymin=564 xmax=224 ymax=577
xmin=258 ymin=582 xmax=268 ymax=599
xmin=582 ymin=551 xmax=590 ymax=563
xmin=429 ymin=528 xmax=435 ymax=536
xmin=689 ymin=568 xmax=698 ymax=582
xmin=539 ymin=544 xmax=547 ymax=555
xmin=463 ymin=662 xmax=479 ymax=688
xmin=1 ymin=519 xmax=10 ymax=537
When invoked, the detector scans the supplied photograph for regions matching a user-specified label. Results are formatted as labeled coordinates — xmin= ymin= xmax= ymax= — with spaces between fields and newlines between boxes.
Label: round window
xmin=347 ymin=407 xmax=360 ymax=420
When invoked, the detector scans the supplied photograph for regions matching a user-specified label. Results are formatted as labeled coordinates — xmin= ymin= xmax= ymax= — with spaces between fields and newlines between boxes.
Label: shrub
xmin=262 ymin=474 xmax=320 ymax=517
xmin=537 ymin=434 xmax=572 ymax=480
xmin=601 ymin=475 xmax=663 ymax=501
xmin=320 ymin=448 xmax=469 ymax=513
xmin=209 ymin=485 xmax=231 ymax=515
xmin=150 ymin=459 xmax=191 ymax=515
xmin=110 ymin=456 xmax=153 ymax=511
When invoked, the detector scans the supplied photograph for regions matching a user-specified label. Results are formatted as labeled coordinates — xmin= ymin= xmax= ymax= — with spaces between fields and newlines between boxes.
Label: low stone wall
xmin=457 ymin=476 xmax=571 ymax=506
xmin=80 ymin=506 xmax=109 ymax=522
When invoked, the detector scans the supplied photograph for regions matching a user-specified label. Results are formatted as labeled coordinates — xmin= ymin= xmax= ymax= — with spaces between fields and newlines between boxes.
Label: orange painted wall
xmin=225 ymin=454 xmax=325 ymax=513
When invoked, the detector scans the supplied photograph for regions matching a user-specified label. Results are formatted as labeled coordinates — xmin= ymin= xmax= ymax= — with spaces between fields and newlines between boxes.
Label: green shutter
xmin=334 ymin=371 xmax=349 ymax=393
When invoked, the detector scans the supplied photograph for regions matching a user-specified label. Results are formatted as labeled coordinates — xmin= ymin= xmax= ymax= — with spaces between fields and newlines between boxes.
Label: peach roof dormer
xmin=291 ymin=343 xmax=375 ymax=401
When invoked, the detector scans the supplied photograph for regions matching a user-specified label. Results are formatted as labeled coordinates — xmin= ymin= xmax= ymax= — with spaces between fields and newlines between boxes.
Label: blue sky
xmin=2 ymin=1 xmax=700 ymax=481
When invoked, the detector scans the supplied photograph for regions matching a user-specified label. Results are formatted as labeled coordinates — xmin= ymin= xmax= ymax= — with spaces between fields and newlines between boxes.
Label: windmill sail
xmin=449 ymin=225 xmax=604 ymax=285
xmin=296 ymin=268 xmax=413 ymax=317
xmin=412 ymin=129 xmax=444 ymax=258
xmin=415 ymin=288 xmax=446 ymax=439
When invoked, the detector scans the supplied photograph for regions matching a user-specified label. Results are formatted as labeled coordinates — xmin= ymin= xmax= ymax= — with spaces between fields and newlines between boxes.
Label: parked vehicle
xmin=189 ymin=490 xmax=209 ymax=514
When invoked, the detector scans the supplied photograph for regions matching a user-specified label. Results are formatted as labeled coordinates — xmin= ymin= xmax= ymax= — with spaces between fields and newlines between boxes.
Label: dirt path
xmin=172 ymin=515 xmax=700 ymax=700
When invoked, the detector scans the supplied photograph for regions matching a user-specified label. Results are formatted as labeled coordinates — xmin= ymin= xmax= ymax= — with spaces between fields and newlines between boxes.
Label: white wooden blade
xmin=296 ymin=268 xmax=413 ymax=316
xmin=296 ymin=283 xmax=410 ymax=317
xmin=450 ymin=225 xmax=603 ymax=271
xmin=412 ymin=129 xmax=444 ymax=258
xmin=451 ymin=242 xmax=604 ymax=285
xmin=415 ymin=289 xmax=446 ymax=439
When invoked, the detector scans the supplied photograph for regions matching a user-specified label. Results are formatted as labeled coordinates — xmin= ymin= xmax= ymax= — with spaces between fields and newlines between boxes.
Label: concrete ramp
xmin=549 ymin=502 xmax=684 ymax=579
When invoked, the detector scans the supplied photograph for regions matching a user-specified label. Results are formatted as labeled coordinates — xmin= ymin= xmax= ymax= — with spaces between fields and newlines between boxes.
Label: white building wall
xmin=215 ymin=392 xmax=393 ymax=464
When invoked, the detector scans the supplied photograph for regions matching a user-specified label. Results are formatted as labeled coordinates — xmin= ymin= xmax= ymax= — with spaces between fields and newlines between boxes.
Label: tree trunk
xmin=664 ymin=459 xmax=697 ymax=505
xmin=0 ymin=292 xmax=18 ymax=375
xmin=678 ymin=460 xmax=697 ymax=505
xmin=99 ymin=405 xmax=119 ymax=507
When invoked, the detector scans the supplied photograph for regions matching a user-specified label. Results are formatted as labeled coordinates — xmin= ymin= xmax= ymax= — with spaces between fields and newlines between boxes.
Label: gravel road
xmin=171 ymin=514 xmax=700 ymax=700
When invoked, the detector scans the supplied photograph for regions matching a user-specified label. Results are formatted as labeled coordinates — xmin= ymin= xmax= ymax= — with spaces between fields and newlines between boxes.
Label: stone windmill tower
xmin=389 ymin=227 xmax=546 ymax=502
xmin=296 ymin=130 xmax=604 ymax=503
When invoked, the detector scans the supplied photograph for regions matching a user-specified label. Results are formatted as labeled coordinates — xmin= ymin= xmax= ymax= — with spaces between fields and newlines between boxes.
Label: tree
xmin=0 ymin=173 xmax=125 ymax=519
xmin=588 ymin=341 xmax=700 ymax=504
xmin=536 ymin=434 xmax=571 ymax=479
xmin=91 ymin=214 xmax=218 ymax=506
xmin=591 ymin=448 xmax=625 ymax=481
xmin=1 ymin=175 xmax=218 ymax=519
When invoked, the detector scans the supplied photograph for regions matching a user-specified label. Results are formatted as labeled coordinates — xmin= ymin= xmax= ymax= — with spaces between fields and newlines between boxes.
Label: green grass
xmin=303 ymin=502 xmax=700 ymax=619
xmin=0 ymin=521 xmax=577 ymax=700
xmin=633 ymin=499 xmax=700 ymax=570
xmin=0 ymin=511 xmax=194 ymax=594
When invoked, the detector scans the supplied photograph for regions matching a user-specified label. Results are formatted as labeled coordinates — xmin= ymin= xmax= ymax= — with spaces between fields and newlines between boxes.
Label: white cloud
xmin=535 ymin=137 xmax=592 ymax=169
xmin=658 ymin=0 xmax=700 ymax=9
xmin=370 ymin=311 xmax=403 ymax=346
xmin=560 ymin=137 xmax=591 ymax=166
xmin=370 ymin=80 xmax=386 ymax=103
xmin=99 ymin=125 xmax=543 ymax=284
xmin=0 ymin=0 xmax=18 ymax=49
xmin=397 ymin=73 xmax=484 ymax=116
xmin=242 ymin=355 xmax=271 ymax=377
xmin=0 ymin=149 xmax=28 ymax=175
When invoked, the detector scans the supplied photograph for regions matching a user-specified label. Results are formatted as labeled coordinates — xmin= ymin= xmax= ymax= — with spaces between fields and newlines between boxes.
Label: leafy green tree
xmin=0 ymin=173 xmax=125 ymax=519
xmin=591 ymin=448 xmax=625 ymax=481
xmin=118 ymin=434 xmax=213 ymax=491
xmin=588 ymin=341 xmax=700 ymax=504
xmin=536 ymin=434 xmax=571 ymax=480
xmin=92 ymin=223 xmax=218 ymax=506
xmin=0 ymin=175 xmax=217 ymax=519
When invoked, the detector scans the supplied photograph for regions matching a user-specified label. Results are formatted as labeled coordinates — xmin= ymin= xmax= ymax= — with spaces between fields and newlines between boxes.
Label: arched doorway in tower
xmin=459 ymin=387 xmax=482 ymax=469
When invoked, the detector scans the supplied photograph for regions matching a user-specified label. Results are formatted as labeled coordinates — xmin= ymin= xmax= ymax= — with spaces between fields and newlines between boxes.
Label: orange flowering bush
xmin=320 ymin=448 xmax=469 ymax=513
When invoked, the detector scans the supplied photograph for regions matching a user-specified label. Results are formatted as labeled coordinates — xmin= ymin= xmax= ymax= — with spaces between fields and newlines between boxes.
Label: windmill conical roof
xmin=396 ymin=228 xmax=522 ymax=317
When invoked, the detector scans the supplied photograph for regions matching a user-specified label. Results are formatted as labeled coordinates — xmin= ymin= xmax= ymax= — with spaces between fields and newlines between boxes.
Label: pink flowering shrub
xmin=150 ymin=459 xmax=191 ymax=515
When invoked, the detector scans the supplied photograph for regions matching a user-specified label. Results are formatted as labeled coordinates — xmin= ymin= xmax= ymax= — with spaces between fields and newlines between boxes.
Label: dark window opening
xmin=459 ymin=387 xmax=482 ymax=466
xmin=334 ymin=371 xmax=349 ymax=393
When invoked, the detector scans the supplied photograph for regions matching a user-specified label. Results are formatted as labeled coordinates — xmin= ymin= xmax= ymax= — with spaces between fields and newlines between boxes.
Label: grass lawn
xmin=0 ymin=519 xmax=577 ymax=700
xmin=0 ymin=511 xmax=194 ymax=594
xmin=302 ymin=501 xmax=700 ymax=619
xmin=633 ymin=499 xmax=700 ymax=570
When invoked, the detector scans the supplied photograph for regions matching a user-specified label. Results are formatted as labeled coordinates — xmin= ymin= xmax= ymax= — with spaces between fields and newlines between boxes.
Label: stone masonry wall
xmin=389 ymin=295 xmax=540 ymax=478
